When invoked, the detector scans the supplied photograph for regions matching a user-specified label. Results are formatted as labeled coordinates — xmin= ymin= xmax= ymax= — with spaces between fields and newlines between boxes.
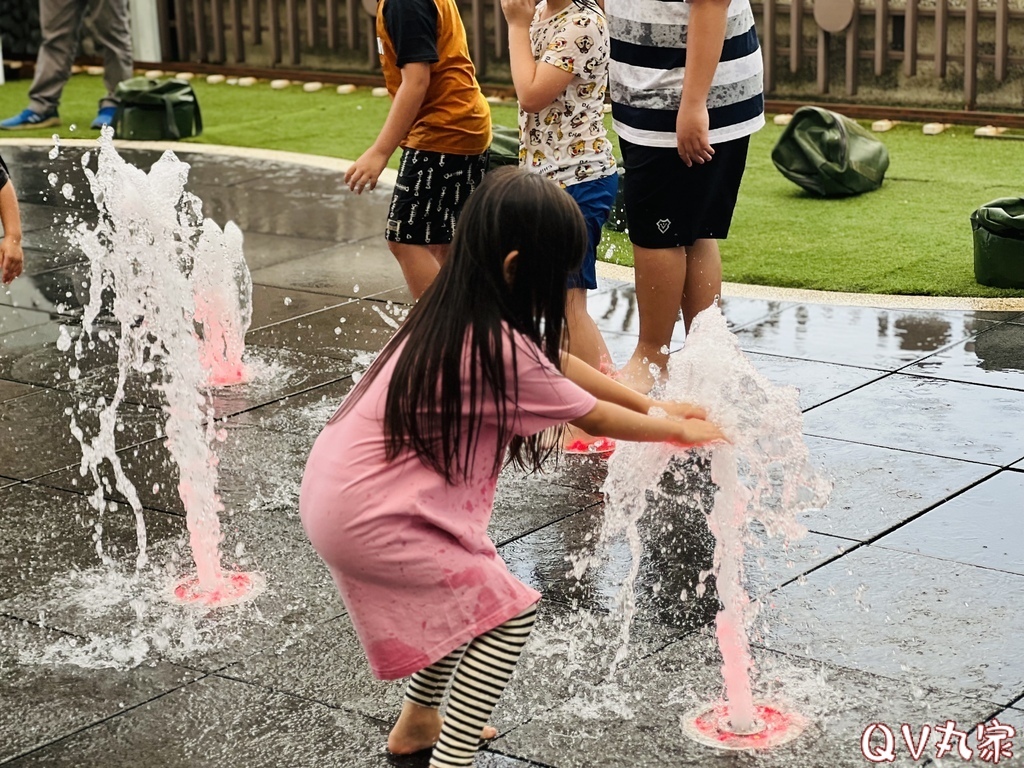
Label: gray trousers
xmin=29 ymin=0 xmax=133 ymax=114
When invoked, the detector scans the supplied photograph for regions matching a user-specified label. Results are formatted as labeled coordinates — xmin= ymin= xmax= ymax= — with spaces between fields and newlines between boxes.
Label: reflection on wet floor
xmin=1 ymin=144 xmax=1022 ymax=767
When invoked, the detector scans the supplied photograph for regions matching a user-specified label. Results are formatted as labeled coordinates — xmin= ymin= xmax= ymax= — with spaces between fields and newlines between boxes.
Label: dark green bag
xmin=113 ymin=77 xmax=203 ymax=141
xmin=488 ymin=124 xmax=521 ymax=170
xmin=971 ymin=197 xmax=1024 ymax=288
xmin=771 ymin=106 xmax=889 ymax=197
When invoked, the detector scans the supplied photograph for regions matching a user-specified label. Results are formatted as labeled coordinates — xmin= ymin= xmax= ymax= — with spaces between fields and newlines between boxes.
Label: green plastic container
xmin=972 ymin=197 xmax=1024 ymax=288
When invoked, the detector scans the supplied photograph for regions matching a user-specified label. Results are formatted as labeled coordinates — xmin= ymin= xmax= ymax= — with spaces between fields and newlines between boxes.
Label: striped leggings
xmin=404 ymin=603 xmax=538 ymax=768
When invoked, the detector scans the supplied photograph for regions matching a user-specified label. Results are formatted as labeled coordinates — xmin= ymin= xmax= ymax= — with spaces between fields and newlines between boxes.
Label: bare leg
xmin=617 ymin=244 xmax=687 ymax=394
xmin=563 ymin=287 xmax=613 ymax=446
xmin=565 ymin=288 xmax=612 ymax=372
xmin=389 ymin=242 xmax=441 ymax=300
xmin=680 ymin=238 xmax=722 ymax=331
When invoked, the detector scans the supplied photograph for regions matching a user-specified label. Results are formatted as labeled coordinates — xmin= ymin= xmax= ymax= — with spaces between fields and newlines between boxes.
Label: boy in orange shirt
xmin=346 ymin=0 xmax=492 ymax=299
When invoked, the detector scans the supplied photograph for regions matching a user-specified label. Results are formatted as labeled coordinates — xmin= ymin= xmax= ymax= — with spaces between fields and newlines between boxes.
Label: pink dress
xmin=299 ymin=330 xmax=597 ymax=680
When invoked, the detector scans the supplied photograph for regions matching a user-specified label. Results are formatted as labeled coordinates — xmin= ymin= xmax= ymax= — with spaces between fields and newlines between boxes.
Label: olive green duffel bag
xmin=971 ymin=197 xmax=1024 ymax=288
xmin=488 ymin=124 xmax=521 ymax=170
xmin=771 ymin=106 xmax=889 ymax=197
xmin=113 ymin=77 xmax=203 ymax=141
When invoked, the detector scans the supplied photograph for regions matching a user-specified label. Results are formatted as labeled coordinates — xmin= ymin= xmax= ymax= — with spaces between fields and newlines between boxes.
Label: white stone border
xmin=4 ymin=137 xmax=1022 ymax=312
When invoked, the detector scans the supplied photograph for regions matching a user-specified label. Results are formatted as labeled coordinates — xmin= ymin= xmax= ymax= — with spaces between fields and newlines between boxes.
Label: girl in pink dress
xmin=300 ymin=166 xmax=724 ymax=768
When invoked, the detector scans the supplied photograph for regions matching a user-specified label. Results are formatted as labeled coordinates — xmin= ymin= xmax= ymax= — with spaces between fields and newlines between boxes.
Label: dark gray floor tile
xmin=0 ymin=617 xmax=197 ymax=763
xmin=0 ymin=377 xmax=36 ymax=402
xmin=803 ymin=373 xmax=1024 ymax=465
xmin=734 ymin=305 xmax=999 ymax=371
xmin=223 ymin=599 xmax=682 ymax=741
xmin=746 ymin=353 xmax=883 ymax=410
xmin=227 ymin=378 xmax=352 ymax=435
xmin=250 ymin=239 xmax=405 ymax=299
xmin=0 ymin=304 xmax=55 ymax=337
xmin=14 ymin=201 xmax=67 ymax=235
xmin=191 ymin=181 xmax=390 ymax=243
xmin=245 ymin=299 xmax=400 ymax=360
xmin=0 ymin=387 xmax=161 ymax=479
xmin=588 ymin=284 xmax=675 ymax=342
xmin=231 ymin=161 xmax=348 ymax=195
xmin=170 ymin=150 xmax=275 ymax=187
xmin=0 ymin=483 xmax=183 ymax=611
xmin=904 ymin=321 xmax=1024 ymax=390
xmin=719 ymin=295 xmax=795 ymax=331
xmin=873 ymin=470 xmax=1023 ymax=575
xmin=501 ymin=500 xmax=721 ymax=631
xmin=21 ymin=244 xmax=88 ymax=277
xmin=221 ymin=614 xmax=403 ymax=722
xmin=240 ymin=230 xmax=337 ymax=272
xmin=249 ymin=284 xmax=352 ymax=331
xmin=0 ymin=319 xmax=119 ymax=388
xmin=71 ymin=344 xmax=351 ymax=417
xmin=0 ymin=263 xmax=90 ymax=315
xmin=3 ymin=675 xmax=391 ymax=768
xmin=3 ymin=145 xmax=96 ymax=212
xmin=495 ymin=631 xmax=999 ymax=768
xmin=2 ymin=475 xmax=341 ymax=672
xmin=588 ymin=287 xmax=791 ymax=341
xmin=37 ymin=419 xmax=314 ymax=523
xmin=763 ymin=546 xmax=1024 ymax=704
xmin=799 ymin=436 xmax=995 ymax=540
xmin=491 ymin=471 xmax=603 ymax=546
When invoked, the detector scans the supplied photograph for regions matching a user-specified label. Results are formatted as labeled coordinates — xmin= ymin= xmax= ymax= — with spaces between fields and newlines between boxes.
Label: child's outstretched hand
xmin=501 ymin=0 xmax=537 ymax=27
xmin=0 ymin=237 xmax=23 ymax=285
xmin=657 ymin=400 xmax=707 ymax=421
xmin=669 ymin=416 xmax=728 ymax=448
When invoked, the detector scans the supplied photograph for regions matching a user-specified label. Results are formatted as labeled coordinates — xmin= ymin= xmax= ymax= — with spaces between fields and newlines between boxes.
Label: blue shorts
xmin=564 ymin=171 xmax=619 ymax=291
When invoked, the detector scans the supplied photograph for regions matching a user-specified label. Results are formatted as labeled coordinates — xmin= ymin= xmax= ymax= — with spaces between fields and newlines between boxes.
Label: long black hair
xmin=338 ymin=166 xmax=588 ymax=484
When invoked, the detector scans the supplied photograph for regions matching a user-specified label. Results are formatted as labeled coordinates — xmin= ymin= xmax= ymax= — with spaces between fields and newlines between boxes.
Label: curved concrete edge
xmin=595 ymin=261 xmax=1024 ymax=312
xmin=0 ymin=136 xmax=401 ymax=189
xmin=4 ymin=137 xmax=1022 ymax=313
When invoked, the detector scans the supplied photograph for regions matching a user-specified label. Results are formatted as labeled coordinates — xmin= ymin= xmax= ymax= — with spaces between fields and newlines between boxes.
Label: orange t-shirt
xmin=377 ymin=0 xmax=492 ymax=156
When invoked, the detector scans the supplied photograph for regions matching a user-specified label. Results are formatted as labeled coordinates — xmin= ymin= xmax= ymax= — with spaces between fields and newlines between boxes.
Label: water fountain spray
xmin=590 ymin=304 xmax=832 ymax=750
xmin=68 ymin=131 xmax=261 ymax=607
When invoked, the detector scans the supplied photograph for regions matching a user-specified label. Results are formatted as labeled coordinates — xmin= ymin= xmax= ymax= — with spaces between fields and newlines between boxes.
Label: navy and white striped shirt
xmin=607 ymin=0 xmax=765 ymax=146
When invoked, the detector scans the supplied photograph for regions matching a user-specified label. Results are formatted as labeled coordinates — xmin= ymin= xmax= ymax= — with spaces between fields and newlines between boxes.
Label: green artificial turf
xmin=2 ymin=73 xmax=1022 ymax=297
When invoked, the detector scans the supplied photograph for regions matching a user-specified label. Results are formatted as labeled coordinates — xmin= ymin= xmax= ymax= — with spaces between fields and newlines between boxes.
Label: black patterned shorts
xmin=386 ymin=148 xmax=489 ymax=245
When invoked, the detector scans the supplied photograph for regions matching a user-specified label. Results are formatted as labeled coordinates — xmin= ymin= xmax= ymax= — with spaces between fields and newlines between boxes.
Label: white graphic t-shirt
xmin=518 ymin=2 xmax=616 ymax=188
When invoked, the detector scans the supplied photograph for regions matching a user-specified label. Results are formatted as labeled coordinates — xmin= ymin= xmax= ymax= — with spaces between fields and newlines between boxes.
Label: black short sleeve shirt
xmin=0 ymin=154 xmax=9 ymax=191
xmin=383 ymin=0 xmax=440 ymax=67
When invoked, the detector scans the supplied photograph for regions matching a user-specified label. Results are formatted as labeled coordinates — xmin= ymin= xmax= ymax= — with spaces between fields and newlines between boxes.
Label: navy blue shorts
xmin=564 ymin=171 xmax=619 ymax=290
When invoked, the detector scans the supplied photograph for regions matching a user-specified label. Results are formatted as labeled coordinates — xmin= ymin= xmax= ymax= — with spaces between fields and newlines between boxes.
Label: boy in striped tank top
xmin=607 ymin=0 xmax=765 ymax=393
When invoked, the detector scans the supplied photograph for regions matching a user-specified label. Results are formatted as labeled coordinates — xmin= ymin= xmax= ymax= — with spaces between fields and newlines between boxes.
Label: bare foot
xmin=615 ymin=352 xmax=666 ymax=395
xmin=387 ymin=701 xmax=497 ymax=755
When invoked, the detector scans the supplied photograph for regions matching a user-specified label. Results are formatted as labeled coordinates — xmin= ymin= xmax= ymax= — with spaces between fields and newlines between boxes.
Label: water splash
xmin=580 ymin=304 xmax=832 ymax=744
xmin=192 ymin=220 xmax=252 ymax=386
xmin=67 ymin=130 xmax=260 ymax=605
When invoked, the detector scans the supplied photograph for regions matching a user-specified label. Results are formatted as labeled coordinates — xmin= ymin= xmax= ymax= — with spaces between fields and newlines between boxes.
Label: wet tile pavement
xmin=1 ymin=144 xmax=1022 ymax=767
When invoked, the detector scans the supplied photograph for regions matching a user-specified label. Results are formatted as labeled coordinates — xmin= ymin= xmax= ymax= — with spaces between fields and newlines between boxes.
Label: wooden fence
xmin=156 ymin=0 xmax=1024 ymax=109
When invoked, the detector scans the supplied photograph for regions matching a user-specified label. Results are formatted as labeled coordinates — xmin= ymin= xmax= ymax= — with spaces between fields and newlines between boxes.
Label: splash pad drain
xmin=171 ymin=572 xmax=265 ymax=608
xmin=683 ymin=702 xmax=807 ymax=750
